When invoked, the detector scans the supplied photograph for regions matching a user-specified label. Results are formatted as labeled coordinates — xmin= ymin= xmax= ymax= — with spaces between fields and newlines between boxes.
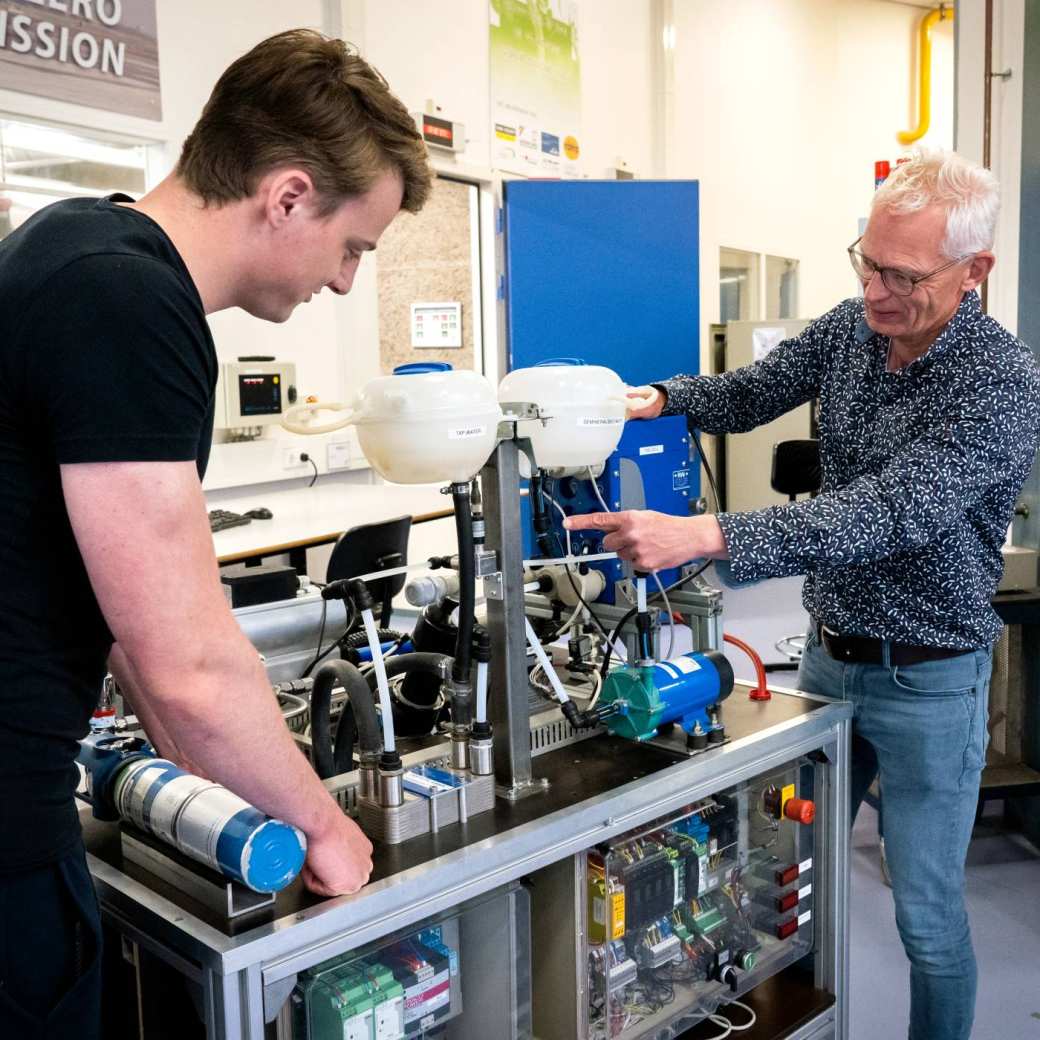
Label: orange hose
xmin=723 ymin=633 xmax=770 ymax=701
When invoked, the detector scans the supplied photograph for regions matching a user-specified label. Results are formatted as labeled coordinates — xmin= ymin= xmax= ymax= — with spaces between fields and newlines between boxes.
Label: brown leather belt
xmin=815 ymin=622 xmax=969 ymax=667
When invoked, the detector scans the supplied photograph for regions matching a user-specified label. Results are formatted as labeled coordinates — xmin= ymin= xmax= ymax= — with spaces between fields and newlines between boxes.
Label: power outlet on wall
xmin=283 ymin=449 xmax=309 ymax=470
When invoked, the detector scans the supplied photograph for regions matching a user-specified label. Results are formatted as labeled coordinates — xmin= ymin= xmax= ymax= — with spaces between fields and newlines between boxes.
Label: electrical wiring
xmin=529 ymin=661 xmax=602 ymax=709
xmin=705 ymin=1015 xmax=734 ymax=1038
xmin=300 ymin=596 xmax=365 ymax=679
xmin=552 ymin=601 xmax=584 ymax=640
xmin=538 ymin=486 xmax=622 ymax=655
xmin=586 ymin=467 xmax=676 ymax=660
xmin=690 ymin=429 xmax=722 ymax=514
xmin=719 ymin=1000 xmax=757 ymax=1031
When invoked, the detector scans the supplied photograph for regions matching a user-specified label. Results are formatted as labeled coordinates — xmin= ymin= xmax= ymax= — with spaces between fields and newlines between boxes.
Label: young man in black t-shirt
xmin=0 ymin=30 xmax=430 ymax=1038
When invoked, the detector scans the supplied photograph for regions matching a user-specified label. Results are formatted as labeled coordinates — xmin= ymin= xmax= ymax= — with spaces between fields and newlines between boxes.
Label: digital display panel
xmin=238 ymin=373 xmax=282 ymax=416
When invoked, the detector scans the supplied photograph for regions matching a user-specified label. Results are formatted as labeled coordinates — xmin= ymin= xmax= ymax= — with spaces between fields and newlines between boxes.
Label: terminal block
xmin=291 ymin=920 xmax=462 ymax=1039
xmin=573 ymin=758 xmax=818 ymax=1040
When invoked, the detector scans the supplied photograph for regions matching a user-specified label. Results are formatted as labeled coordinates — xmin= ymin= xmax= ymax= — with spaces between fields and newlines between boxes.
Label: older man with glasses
xmin=566 ymin=150 xmax=1040 ymax=1040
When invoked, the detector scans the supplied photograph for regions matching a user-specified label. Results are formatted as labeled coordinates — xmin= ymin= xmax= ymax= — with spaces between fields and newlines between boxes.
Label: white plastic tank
xmin=498 ymin=358 xmax=627 ymax=473
xmin=353 ymin=363 xmax=502 ymax=484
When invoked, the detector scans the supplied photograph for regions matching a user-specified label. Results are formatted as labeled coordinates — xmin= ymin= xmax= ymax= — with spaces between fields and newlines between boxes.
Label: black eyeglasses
xmin=847 ymin=236 xmax=973 ymax=296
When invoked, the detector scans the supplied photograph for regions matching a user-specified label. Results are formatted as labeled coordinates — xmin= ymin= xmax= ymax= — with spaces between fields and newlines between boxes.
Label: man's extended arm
xmin=718 ymin=377 xmax=1040 ymax=582
xmin=63 ymin=459 xmax=372 ymax=897
xmin=576 ymin=373 xmax=1040 ymax=577
xmin=631 ymin=304 xmax=848 ymax=433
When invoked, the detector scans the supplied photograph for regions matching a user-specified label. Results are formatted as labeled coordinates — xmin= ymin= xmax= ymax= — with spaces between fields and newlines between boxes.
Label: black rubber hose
xmin=339 ymin=628 xmax=407 ymax=652
xmin=452 ymin=484 xmax=475 ymax=684
xmin=367 ymin=652 xmax=453 ymax=691
xmin=310 ymin=660 xmax=382 ymax=780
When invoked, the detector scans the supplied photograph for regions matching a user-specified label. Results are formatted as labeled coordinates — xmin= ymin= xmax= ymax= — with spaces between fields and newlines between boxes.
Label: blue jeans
xmin=798 ymin=632 xmax=991 ymax=1040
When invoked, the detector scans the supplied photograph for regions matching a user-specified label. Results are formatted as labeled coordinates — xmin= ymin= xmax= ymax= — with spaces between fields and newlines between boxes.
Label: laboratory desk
xmin=207 ymin=483 xmax=453 ymax=569
xmin=84 ymin=685 xmax=852 ymax=1040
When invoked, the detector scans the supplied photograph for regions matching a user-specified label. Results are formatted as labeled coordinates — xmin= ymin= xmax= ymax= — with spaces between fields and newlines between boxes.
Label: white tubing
xmin=636 ymin=576 xmax=648 ymax=613
xmin=542 ymin=489 xmax=572 ymax=557
xmin=349 ymin=561 xmax=429 ymax=584
xmin=652 ymin=570 xmax=676 ymax=660
xmin=522 ymin=551 xmax=618 ymax=567
xmin=588 ymin=466 xmax=675 ymax=659
xmin=524 ymin=617 xmax=571 ymax=704
xmin=475 ymin=661 xmax=489 ymax=724
xmin=361 ymin=607 xmax=396 ymax=753
xmin=280 ymin=401 xmax=355 ymax=436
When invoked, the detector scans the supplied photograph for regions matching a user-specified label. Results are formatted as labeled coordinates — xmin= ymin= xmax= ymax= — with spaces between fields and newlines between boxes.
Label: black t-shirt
xmin=0 ymin=195 xmax=216 ymax=871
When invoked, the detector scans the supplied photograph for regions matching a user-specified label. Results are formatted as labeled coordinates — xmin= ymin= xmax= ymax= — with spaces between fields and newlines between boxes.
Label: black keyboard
xmin=209 ymin=509 xmax=252 ymax=533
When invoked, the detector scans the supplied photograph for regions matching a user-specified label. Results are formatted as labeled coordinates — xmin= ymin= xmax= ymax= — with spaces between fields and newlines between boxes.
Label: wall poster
xmin=0 ymin=0 xmax=161 ymax=120
xmin=489 ymin=0 xmax=581 ymax=178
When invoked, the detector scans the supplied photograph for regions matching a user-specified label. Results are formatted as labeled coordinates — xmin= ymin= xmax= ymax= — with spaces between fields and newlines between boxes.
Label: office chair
xmin=326 ymin=514 xmax=412 ymax=624
xmin=769 ymin=438 xmax=890 ymax=883
xmin=766 ymin=439 xmax=821 ymax=674
xmin=771 ymin=438 xmax=821 ymax=503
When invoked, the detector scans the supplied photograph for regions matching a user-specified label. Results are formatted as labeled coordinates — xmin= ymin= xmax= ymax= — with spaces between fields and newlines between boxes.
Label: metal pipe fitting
xmin=451 ymin=729 xmax=470 ymax=771
xmin=379 ymin=765 xmax=404 ymax=808
xmin=468 ymin=735 xmax=493 ymax=776
xmin=359 ymin=751 xmax=380 ymax=801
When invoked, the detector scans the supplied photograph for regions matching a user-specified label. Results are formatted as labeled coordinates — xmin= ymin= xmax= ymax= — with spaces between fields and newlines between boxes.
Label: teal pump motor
xmin=599 ymin=650 xmax=734 ymax=746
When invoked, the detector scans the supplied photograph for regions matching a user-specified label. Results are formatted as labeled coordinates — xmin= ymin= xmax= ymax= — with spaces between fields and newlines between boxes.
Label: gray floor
xmin=712 ymin=570 xmax=1040 ymax=1040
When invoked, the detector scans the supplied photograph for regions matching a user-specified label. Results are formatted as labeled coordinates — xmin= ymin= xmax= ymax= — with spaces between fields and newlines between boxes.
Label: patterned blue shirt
xmin=659 ymin=293 xmax=1040 ymax=649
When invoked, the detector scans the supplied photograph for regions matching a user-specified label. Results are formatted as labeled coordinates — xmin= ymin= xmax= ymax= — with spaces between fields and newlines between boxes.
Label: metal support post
xmin=481 ymin=438 xmax=545 ymax=799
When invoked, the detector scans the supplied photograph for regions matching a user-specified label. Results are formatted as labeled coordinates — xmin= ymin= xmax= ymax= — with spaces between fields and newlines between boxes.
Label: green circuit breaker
xmin=291 ymin=959 xmax=411 ymax=1040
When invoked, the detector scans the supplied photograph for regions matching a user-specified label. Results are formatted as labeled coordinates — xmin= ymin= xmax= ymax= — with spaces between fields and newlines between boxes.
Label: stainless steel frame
xmin=87 ymin=431 xmax=850 ymax=1039
xmin=86 ymin=686 xmax=850 ymax=1039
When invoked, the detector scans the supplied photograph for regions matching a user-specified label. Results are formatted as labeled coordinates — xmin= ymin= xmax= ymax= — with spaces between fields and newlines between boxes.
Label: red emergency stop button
xmin=784 ymin=797 xmax=816 ymax=825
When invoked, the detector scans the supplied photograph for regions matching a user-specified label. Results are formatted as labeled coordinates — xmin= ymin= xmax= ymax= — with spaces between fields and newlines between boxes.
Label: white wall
xmin=955 ymin=0 xmax=1024 ymax=336
xmin=670 ymin=0 xmax=954 ymax=352
xmin=2 ymin=0 xmax=960 ymax=491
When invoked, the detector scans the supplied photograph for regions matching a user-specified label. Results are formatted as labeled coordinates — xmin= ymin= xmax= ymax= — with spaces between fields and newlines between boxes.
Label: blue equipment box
xmin=527 ymin=416 xmax=696 ymax=605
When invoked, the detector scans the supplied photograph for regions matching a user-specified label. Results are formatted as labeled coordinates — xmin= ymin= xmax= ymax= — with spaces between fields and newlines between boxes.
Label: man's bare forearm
xmin=120 ymin=633 xmax=345 ymax=841
xmin=107 ymin=645 xmax=184 ymax=761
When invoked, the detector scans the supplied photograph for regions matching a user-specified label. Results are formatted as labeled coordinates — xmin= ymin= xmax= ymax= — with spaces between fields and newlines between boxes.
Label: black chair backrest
xmin=771 ymin=439 xmax=821 ymax=501
xmin=326 ymin=514 xmax=412 ymax=621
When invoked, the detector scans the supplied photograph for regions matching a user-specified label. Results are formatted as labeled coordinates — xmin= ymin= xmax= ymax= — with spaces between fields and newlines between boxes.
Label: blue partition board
xmin=502 ymin=180 xmax=700 ymax=384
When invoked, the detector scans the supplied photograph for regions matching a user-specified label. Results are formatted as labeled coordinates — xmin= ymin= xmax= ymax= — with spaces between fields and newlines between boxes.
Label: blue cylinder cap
xmin=534 ymin=357 xmax=586 ymax=367
xmin=393 ymin=362 xmax=453 ymax=376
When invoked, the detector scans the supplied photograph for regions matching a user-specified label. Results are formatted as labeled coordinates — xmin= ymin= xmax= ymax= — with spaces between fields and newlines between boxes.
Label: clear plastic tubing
xmin=524 ymin=617 xmax=571 ymax=704
xmin=475 ymin=660 xmax=489 ymax=724
xmin=361 ymin=607 xmax=397 ymax=753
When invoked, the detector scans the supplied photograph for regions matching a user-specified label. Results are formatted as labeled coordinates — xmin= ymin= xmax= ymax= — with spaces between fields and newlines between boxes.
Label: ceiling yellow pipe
xmin=898 ymin=4 xmax=953 ymax=145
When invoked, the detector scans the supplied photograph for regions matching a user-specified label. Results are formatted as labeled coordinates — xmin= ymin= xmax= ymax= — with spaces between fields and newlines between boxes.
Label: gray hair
xmin=871 ymin=149 xmax=1000 ymax=259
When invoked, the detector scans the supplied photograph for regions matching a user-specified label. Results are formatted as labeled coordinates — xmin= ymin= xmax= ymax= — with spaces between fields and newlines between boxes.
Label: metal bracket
xmin=264 ymin=974 xmax=298 ymax=1024
xmin=475 ymin=549 xmax=499 ymax=577
xmin=499 ymin=401 xmax=543 ymax=421
xmin=496 ymin=776 xmax=551 ymax=802
xmin=483 ymin=572 xmax=504 ymax=600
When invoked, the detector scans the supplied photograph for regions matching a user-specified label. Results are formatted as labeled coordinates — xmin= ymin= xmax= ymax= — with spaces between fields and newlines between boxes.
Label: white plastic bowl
xmin=498 ymin=358 xmax=627 ymax=472
xmin=353 ymin=363 xmax=502 ymax=484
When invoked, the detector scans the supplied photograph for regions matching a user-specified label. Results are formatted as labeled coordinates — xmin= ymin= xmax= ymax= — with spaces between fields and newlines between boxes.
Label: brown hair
xmin=177 ymin=29 xmax=431 ymax=215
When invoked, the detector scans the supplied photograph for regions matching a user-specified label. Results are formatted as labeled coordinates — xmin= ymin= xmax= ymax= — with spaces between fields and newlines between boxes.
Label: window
xmin=719 ymin=247 xmax=759 ymax=323
xmin=765 ymin=254 xmax=799 ymax=320
xmin=0 ymin=116 xmax=155 ymax=240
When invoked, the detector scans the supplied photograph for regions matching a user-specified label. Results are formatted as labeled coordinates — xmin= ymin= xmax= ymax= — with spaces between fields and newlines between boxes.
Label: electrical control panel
xmin=290 ymin=882 xmax=531 ymax=1040
xmin=213 ymin=359 xmax=298 ymax=429
xmin=531 ymin=756 xmax=818 ymax=1040
xmin=292 ymin=921 xmax=462 ymax=1039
